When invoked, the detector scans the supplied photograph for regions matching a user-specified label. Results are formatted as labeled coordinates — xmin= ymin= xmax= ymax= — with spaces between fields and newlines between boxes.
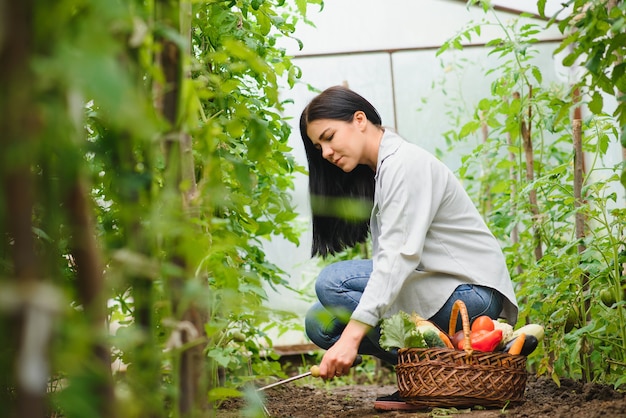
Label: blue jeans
xmin=304 ymin=259 xmax=503 ymax=365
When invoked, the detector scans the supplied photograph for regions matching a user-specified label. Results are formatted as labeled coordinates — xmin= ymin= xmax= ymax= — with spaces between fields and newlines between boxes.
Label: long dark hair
xmin=299 ymin=86 xmax=381 ymax=257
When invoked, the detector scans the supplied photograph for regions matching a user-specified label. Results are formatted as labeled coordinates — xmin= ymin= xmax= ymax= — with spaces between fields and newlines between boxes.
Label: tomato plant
xmin=439 ymin=1 xmax=626 ymax=387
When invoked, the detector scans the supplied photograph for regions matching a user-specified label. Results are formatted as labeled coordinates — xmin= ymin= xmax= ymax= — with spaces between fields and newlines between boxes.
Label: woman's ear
xmin=353 ymin=110 xmax=367 ymax=130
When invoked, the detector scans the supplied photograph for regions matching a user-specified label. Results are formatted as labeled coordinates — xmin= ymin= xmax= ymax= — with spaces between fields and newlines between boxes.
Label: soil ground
xmin=217 ymin=367 xmax=626 ymax=418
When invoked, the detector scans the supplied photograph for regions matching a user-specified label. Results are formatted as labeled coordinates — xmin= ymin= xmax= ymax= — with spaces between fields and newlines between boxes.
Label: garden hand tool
xmin=257 ymin=355 xmax=363 ymax=391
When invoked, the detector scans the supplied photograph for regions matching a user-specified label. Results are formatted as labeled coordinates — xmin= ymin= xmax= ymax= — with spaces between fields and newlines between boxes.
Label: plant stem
xmin=66 ymin=178 xmax=115 ymax=417
xmin=520 ymin=87 xmax=543 ymax=261
xmin=573 ymin=118 xmax=594 ymax=383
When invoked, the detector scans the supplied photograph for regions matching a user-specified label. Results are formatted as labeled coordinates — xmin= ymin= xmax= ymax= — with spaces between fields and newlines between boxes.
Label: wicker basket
xmin=396 ymin=300 xmax=528 ymax=408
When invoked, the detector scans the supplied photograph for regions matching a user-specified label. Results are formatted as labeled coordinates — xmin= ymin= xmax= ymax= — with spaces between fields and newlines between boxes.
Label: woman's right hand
xmin=318 ymin=319 xmax=370 ymax=379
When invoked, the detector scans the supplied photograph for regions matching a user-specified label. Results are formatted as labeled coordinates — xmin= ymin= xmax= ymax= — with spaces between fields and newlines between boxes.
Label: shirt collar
xmin=376 ymin=128 xmax=403 ymax=175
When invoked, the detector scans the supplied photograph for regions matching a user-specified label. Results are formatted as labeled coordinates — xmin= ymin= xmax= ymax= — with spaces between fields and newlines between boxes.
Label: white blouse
xmin=350 ymin=129 xmax=519 ymax=327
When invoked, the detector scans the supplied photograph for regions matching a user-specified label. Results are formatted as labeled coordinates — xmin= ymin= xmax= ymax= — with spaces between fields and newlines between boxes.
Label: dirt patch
xmin=217 ymin=374 xmax=626 ymax=418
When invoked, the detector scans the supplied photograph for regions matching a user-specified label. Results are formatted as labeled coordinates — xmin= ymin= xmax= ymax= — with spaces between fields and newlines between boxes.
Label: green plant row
xmin=437 ymin=0 xmax=626 ymax=389
xmin=0 ymin=0 xmax=322 ymax=417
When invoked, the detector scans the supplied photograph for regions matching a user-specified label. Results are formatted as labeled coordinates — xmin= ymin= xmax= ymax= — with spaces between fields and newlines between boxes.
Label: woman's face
xmin=306 ymin=112 xmax=366 ymax=173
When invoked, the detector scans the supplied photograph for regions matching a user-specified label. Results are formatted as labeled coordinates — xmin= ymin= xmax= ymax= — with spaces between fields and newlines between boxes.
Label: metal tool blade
xmin=257 ymin=371 xmax=312 ymax=391
xmin=256 ymin=355 xmax=362 ymax=392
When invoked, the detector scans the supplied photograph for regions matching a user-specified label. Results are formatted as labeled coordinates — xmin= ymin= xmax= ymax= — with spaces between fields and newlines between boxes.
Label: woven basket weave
xmin=396 ymin=300 xmax=528 ymax=408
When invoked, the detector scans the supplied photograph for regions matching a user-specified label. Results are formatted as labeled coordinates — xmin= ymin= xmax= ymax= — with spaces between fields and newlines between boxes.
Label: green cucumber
xmin=416 ymin=325 xmax=446 ymax=348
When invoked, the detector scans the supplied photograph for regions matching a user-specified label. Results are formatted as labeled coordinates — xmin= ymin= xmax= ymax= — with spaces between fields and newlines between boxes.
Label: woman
xmin=300 ymin=86 xmax=518 ymax=410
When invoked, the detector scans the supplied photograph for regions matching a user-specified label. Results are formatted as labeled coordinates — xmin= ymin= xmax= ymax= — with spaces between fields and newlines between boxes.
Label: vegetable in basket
xmin=380 ymin=311 xmax=448 ymax=349
xmin=411 ymin=313 xmax=454 ymax=348
xmin=491 ymin=321 xmax=543 ymax=355
xmin=447 ymin=315 xmax=504 ymax=352
xmin=492 ymin=319 xmax=514 ymax=344
xmin=510 ymin=324 xmax=544 ymax=342
xmin=456 ymin=328 xmax=503 ymax=352
xmin=450 ymin=314 xmax=544 ymax=354
xmin=506 ymin=333 xmax=526 ymax=355
xmin=471 ymin=315 xmax=495 ymax=332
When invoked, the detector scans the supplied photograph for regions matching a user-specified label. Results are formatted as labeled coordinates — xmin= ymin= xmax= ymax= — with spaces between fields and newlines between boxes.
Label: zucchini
xmin=511 ymin=324 xmax=544 ymax=342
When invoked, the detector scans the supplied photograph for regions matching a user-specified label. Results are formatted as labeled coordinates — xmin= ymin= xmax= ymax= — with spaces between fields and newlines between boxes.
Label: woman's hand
xmin=318 ymin=319 xmax=370 ymax=379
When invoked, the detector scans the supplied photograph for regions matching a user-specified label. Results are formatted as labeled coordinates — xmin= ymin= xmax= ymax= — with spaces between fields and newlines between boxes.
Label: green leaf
xmin=611 ymin=17 xmax=625 ymax=32
xmin=588 ymin=91 xmax=603 ymax=114
xmin=531 ymin=66 xmax=543 ymax=84
xmin=537 ymin=0 xmax=546 ymax=17
xmin=207 ymin=347 xmax=235 ymax=368
xmin=405 ymin=332 xmax=428 ymax=349
xmin=477 ymin=98 xmax=492 ymax=111
xmin=459 ymin=120 xmax=480 ymax=137
xmin=553 ymin=32 xmax=578 ymax=56
xmin=562 ymin=52 xmax=579 ymax=67
xmin=585 ymin=47 xmax=604 ymax=74
xmin=227 ymin=119 xmax=246 ymax=138
xmin=597 ymin=73 xmax=615 ymax=95
xmin=380 ymin=311 xmax=427 ymax=350
xmin=612 ymin=62 xmax=626 ymax=92
xmin=295 ymin=0 xmax=307 ymax=15
xmin=380 ymin=312 xmax=413 ymax=350
xmin=257 ymin=12 xmax=271 ymax=35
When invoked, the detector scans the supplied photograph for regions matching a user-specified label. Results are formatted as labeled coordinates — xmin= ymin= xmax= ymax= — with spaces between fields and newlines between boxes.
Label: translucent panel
xmin=391 ymin=41 xmax=565 ymax=170
xmin=279 ymin=0 xmax=564 ymax=56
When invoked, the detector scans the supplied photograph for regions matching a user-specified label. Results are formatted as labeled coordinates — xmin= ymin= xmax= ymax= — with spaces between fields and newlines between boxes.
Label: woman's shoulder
xmin=381 ymin=129 xmax=438 ymax=164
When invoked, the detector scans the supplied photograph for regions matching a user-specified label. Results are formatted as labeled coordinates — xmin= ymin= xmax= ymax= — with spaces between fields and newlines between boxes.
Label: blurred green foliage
xmin=1 ymin=0 xmax=323 ymax=416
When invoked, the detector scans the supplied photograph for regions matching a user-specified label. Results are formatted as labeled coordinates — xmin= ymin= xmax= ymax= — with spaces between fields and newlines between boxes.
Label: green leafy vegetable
xmin=380 ymin=311 xmax=427 ymax=350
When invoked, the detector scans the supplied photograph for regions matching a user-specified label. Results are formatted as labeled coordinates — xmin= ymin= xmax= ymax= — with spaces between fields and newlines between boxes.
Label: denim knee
xmin=314 ymin=260 xmax=372 ymax=308
xmin=314 ymin=263 xmax=339 ymax=300
xmin=305 ymin=302 xmax=337 ymax=350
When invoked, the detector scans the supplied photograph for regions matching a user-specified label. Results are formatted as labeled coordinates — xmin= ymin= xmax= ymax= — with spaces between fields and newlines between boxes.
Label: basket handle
xmin=448 ymin=299 xmax=474 ymax=355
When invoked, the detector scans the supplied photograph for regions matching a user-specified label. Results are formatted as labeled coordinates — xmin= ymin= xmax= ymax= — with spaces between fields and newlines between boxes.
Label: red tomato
xmin=471 ymin=315 xmax=495 ymax=332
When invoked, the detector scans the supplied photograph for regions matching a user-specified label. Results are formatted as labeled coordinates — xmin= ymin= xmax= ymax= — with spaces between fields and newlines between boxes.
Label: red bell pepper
xmin=457 ymin=329 xmax=503 ymax=352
